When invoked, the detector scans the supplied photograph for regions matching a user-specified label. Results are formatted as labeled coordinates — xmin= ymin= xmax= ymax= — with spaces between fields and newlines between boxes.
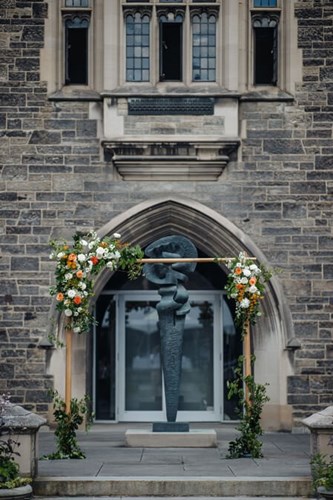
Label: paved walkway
xmin=34 ymin=424 xmax=313 ymax=498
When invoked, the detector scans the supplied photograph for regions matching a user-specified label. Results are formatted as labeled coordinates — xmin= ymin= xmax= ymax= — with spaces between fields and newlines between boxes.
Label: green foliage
xmin=226 ymin=355 xmax=269 ymax=459
xmin=311 ymin=453 xmax=333 ymax=491
xmin=43 ymin=391 xmax=92 ymax=460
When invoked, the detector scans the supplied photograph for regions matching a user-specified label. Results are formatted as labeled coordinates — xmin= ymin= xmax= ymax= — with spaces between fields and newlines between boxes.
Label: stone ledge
xmin=33 ymin=476 xmax=312 ymax=497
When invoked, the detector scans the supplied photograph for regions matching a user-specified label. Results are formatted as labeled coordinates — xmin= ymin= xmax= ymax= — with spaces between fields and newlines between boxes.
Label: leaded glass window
xmin=253 ymin=0 xmax=277 ymax=7
xmin=126 ymin=13 xmax=150 ymax=82
xmin=192 ymin=13 xmax=216 ymax=82
xmin=65 ymin=0 xmax=89 ymax=7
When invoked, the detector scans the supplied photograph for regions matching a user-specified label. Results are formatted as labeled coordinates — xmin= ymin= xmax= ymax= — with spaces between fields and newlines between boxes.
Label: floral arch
xmin=49 ymin=196 xmax=295 ymax=430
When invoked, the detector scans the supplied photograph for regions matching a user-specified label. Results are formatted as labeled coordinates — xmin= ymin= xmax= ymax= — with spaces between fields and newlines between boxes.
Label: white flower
xmin=49 ymin=253 xmax=54 ymax=260
xmin=77 ymin=253 xmax=86 ymax=262
xmin=64 ymin=309 xmax=73 ymax=317
xmin=88 ymin=241 xmax=95 ymax=250
xmin=113 ymin=233 xmax=121 ymax=239
xmin=65 ymin=273 xmax=72 ymax=281
xmin=106 ymin=261 xmax=114 ymax=270
xmin=57 ymin=252 xmax=65 ymax=259
xmin=243 ymin=268 xmax=251 ymax=277
xmin=96 ymin=247 xmax=106 ymax=257
xmin=107 ymin=251 xmax=120 ymax=260
xmin=74 ymin=311 xmax=79 ymax=317
xmin=240 ymin=277 xmax=248 ymax=284
xmin=67 ymin=289 xmax=76 ymax=298
xmin=240 ymin=298 xmax=250 ymax=309
xmin=80 ymin=239 xmax=88 ymax=247
xmin=77 ymin=307 xmax=82 ymax=313
xmin=73 ymin=327 xmax=81 ymax=334
xmin=230 ymin=292 xmax=238 ymax=299
xmin=249 ymin=264 xmax=258 ymax=271
xmin=79 ymin=282 xmax=87 ymax=290
xmin=249 ymin=285 xmax=258 ymax=294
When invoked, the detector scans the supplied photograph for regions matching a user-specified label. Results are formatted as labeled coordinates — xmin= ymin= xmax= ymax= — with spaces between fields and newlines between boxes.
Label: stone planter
xmin=0 ymin=485 xmax=32 ymax=500
xmin=1 ymin=403 xmax=46 ymax=478
xmin=302 ymin=406 xmax=333 ymax=456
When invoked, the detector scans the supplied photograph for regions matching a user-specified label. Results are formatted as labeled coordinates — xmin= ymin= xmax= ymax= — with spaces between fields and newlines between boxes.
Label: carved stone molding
xmin=103 ymin=138 xmax=240 ymax=181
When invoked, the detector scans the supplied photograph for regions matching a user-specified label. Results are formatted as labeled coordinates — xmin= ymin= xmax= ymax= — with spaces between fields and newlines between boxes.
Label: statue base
xmin=152 ymin=422 xmax=189 ymax=432
xmin=125 ymin=429 xmax=217 ymax=448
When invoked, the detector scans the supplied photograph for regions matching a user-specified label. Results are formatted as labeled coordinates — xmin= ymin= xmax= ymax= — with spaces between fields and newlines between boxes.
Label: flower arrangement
xmin=49 ymin=231 xmax=143 ymax=333
xmin=225 ymin=252 xmax=272 ymax=336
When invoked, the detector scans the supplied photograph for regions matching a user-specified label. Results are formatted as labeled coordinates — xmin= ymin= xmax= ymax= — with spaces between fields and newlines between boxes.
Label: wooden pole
xmin=138 ymin=257 xmax=256 ymax=264
xmin=65 ymin=324 xmax=73 ymax=414
xmin=243 ymin=322 xmax=252 ymax=406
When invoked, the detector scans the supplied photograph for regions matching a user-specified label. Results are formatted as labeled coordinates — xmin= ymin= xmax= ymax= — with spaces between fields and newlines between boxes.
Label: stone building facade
xmin=0 ymin=0 xmax=332 ymax=430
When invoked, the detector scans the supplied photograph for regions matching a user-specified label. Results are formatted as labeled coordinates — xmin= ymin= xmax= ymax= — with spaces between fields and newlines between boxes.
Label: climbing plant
xmin=224 ymin=252 xmax=272 ymax=458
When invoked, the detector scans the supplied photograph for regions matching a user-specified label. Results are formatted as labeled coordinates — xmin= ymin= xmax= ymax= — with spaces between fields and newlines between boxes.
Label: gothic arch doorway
xmin=53 ymin=197 xmax=294 ymax=430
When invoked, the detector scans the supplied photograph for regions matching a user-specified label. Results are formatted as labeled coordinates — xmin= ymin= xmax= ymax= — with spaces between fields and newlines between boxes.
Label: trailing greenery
xmin=43 ymin=391 xmax=92 ymax=460
xmin=311 ymin=453 xmax=333 ymax=492
xmin=226 ymin=355 xmax=269 ymax=459
xmin=0 ymin=394 xmax=32 ymax=489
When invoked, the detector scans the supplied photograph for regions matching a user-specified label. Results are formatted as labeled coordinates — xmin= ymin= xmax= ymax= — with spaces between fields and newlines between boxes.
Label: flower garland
xmin=49 ymin=231 xmax=143 ymax=333
xmin=225 ymin=252 xmax=272 ymax=336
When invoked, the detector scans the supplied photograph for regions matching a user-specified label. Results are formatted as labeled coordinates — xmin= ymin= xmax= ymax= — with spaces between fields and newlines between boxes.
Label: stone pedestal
xmin=302 ymin=406 xmax=333 ymax=457
xmin=1 ymin=403 xmax=47 ymax=478
xmin=125 ymin=429 xmax=217 ymax=448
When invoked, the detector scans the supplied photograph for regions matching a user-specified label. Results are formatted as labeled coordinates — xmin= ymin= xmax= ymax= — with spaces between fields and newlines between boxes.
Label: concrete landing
xmin=125 ymin=429 xmax=217 ymax=447
xmin=35 ymin=424 xmax=313 ymax=497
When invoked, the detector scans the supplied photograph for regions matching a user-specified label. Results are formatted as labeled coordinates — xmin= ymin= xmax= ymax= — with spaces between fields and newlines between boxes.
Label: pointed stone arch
xmin=96 ymin=196 xmax=293 ymax=345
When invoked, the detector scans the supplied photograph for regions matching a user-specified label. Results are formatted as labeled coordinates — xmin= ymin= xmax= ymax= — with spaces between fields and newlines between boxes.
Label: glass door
xmin=117 ymin=292 xmax=221 ymax=422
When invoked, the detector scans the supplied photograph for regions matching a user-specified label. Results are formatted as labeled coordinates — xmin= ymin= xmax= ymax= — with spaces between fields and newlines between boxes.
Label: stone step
xmin=33 ymin=476 xmax=312 ymax=498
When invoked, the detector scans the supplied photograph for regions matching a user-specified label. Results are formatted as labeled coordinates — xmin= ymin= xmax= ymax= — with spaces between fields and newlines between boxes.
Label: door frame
xmin=94 ymin=290 xmax=226 ymax=422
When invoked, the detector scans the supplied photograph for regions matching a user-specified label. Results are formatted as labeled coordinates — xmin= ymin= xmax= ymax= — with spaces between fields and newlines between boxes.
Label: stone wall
xmin=0 ymin=0 xmax=332 ymax=424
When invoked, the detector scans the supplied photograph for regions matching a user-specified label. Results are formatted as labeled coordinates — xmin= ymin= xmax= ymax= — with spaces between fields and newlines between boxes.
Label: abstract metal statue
xmin=143 ymin=235 xmax=197 ymax=425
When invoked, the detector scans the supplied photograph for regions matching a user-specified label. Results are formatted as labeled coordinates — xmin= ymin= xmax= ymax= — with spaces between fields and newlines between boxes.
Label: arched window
xmin=192 ymin=12 xmax=216 ymax=82
xmin=64 ymin=14 xmax=90 ymax=85
xmin=252 ymin=14 xmax=280 ymax=85
xmin=125 ymin=12 xmax=151 ymax=82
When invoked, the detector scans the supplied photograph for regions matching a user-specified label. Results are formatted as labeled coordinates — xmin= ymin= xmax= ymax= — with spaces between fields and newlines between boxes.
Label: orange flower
xmin=249 ymin=277 xmax=257 ymax=286
xmin=76 ymin=270 xmax=84 ymax=279
xmin=115 ymin=241 xmax=127 ymax=249
xmin=63 ymin=245 xmax=69 ymax=250
xmin=234 ymin=267 xmax=242 ymax=275
xmin=68 ymin=261 xmax=77 ymax=269
xmin=90 ymin=256 xmax=99 ymax=265
xmin=68 ymin=253 xmax=77 ymax=262
xmin=100 ymin=242 xmax=108 ymax=248
xmin=236 ymin=283 xmax=244 ymax=290
xmin=73 ymin=296 xmax=82 ymax=305
xmin=56 ymin=292 xmax=64 ymax=302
